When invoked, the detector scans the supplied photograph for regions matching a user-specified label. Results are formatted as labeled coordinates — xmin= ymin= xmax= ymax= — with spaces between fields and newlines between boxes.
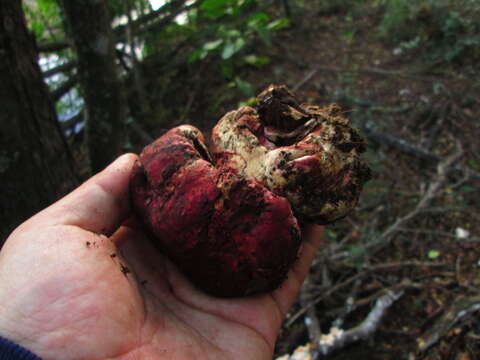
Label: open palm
xmin=0 ymin=154 xmax=323 ymax=360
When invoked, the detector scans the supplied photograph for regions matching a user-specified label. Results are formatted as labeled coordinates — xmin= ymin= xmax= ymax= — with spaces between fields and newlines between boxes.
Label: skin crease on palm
xmin=0 ymin=154 xmax=324 ymax=360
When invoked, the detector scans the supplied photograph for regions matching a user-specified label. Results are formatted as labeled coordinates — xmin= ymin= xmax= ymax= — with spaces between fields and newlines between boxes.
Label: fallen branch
xmin=365 ymin=128 xmax=441 ymax=164
xmin=335 ymin=147 xmax=465 ymax=263
xmin=364 ymin=126 xmax=480 ymax=182
xmin=286 ymin=257 xmax=450 ymax=329
xmin=417 ymin=294 xmax=480 ymax=352
xmin=285 ymin=272 xmax=366 ymax=328
xmin=331 ymin=278 xmax=362 ymax=329
xmin=324 ymin=282 xmax=424 ymax=319
xmin=363 ymin=261 xmax=448 ymax=271
xmin=300 ymin=279 xmax=322 ymax=343
xmin=379 ymin=148 xmax=462 ymax=239
xmin=277 ymin=288 xmax=404 ymax=359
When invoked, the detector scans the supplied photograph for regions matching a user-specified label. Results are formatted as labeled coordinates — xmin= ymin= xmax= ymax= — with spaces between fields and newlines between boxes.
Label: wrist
xmin=0 ymin=335 xmax=42 ymax=359
xmin=0 ymin=307 xmax=48 ymax=358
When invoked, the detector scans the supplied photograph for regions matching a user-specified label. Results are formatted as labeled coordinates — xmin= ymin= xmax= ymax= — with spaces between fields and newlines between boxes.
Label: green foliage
xmin=315 ymin=0 xmax=367 ymax=15
xmin=378 ymin=0 xmax=411 ymax=40
xmin=23 ymin=0 xmax=77 ymax=116
xmin=231 ymin=76 xmax=254 ymax=97
xmin=200 ymin=0 xmax=254 ymax=19
xmin=378 ymin=0 xmax=480 ymax=65
xmin=189 ymin=8 xmax=289 ymax=64
xmin=107 ymin=0 xmax=151 ymax=17
xmin=185 ymin=0 xmax=290 ymax=95
xmin=23 ymin=0 xmax=64 ymax=42
xmin=242 ymin=54 xmax=270 ymax=67
xmin=143 ymin=20 xmax=195 ymax=58
xmin=140 ymin=0 xmax=289 ymax=98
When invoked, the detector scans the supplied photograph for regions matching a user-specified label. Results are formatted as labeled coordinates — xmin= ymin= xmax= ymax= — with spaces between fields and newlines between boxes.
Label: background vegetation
xmin=1 ymin=0 xmax=479 ymax=358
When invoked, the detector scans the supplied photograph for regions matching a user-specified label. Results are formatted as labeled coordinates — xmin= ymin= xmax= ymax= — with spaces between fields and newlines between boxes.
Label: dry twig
xmin=324 ymin=281 xmax=424 ymax=318
xmin=335 ymin=146 xmax=465 ymax=263
xmin=285 ymin=259 xmax=442 ymax=328
xmin=285 ymin=272 xmax=366 ymax=328
xmin=417 ymin=295 xmax=480 ymax=352
xmin=300 ymin=278 xmax=322 ymax=343
xmin=276 ymin=288 xmax=404 ymax=359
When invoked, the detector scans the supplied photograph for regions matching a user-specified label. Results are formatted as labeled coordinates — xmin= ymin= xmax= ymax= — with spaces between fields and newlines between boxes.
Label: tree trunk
xmin=0 ymin=0 xmax=78 ymax=242
xmin=58 ymin=0 xmax=128 ymax=173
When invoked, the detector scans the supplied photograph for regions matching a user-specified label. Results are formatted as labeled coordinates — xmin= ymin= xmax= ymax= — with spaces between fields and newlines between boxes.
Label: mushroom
xmin=130 ymin=85 xmax=371 ymax=297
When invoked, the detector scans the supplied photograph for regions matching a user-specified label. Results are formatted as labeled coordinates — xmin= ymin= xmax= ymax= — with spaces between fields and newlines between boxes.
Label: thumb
xmin=27 ymin=153 xmax=138 ymax=236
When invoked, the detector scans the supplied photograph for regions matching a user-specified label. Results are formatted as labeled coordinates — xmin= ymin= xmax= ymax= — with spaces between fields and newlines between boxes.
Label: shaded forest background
xmin=1 ymin=0 xmax=479 ymax=358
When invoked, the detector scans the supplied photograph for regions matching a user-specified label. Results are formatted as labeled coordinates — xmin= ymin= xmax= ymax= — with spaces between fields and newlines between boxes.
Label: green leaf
xmin=428 ymin=250 xmax=441 ymax=259
xmin=256 ymin=27 xmax=271 ymax=45
xmin=238 ymin=0 xmax=255 ymax=7
xmin=246 ymin=12 xmax=273 ymax=45
xmin=189 ymin=39 xmax=223 ymax=62
xmin=238 ymin=96 xmax=257 ymax=107
xmin=348 ymin=244 xmax=366 ymax=257
xmin=221 ymin=63 xmax=234 ymax=79
xmin=203 ymin=39 xmax=223 ymax=51
xmin=234 ymin=77 xmax=255 ymax=97
xmin=468 ymin=159 xmax=480 ymax=170
xmin=460 ymin=185 xmax=477 ymax=193
xmin=221 ymin=37 xmax=246 ymax=59
xmin=200 ymin=0 xmax=230 ymax=19
xmin=248 ymin=12 xmax=270 ymax=26
xmin=326 ymin=229 xmax=338 ymax=240
xmin=188 ymin=48 xmax=208 ymax=62
xmin=30 ymin=21 xmax=46 ymax=37
xmin=243 ymin=54 xmax=269 ymax=67
xmin=267 ymin=18 xmax=290 ymax=31
xmin=38 ymin=0 xmax=55 ymax=15
xmin=222 ymin=29 xmax=241 ymax=39
xmin=341 ymin=31 xmax=355 ymax=40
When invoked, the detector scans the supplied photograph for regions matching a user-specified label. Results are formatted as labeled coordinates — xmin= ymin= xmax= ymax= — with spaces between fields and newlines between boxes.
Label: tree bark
xmin=58 ymin=0 xmax=127 ymax=173
xmin=0 ymin=0 xmax=78 ymax=242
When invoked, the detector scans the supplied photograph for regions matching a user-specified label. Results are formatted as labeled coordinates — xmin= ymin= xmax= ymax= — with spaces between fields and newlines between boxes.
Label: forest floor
xmin=138 ymin=4 xmax=480 ymax=359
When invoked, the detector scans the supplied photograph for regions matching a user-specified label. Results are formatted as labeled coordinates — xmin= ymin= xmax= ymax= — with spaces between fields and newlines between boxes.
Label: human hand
xmin=0 ymin=154 xmax=324 ymax=360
